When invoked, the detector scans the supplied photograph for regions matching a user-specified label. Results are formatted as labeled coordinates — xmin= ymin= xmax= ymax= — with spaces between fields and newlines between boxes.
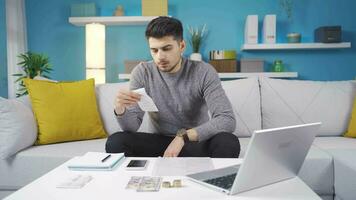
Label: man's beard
xmin=157 ymin=57 xmax=181 ymax=73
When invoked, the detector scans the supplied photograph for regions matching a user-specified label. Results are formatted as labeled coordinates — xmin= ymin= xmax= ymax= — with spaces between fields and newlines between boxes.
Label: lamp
xmin=85 ymin=23 xmax=105 ymax=84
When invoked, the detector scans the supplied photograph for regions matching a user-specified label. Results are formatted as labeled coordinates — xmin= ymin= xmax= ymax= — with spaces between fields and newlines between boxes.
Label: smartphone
xmin=125 ymin=160 xmax=148 ymax=170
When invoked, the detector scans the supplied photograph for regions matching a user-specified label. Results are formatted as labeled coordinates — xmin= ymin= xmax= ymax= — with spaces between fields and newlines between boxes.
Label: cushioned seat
xmin=313 ymin=137 xmax=356 ymax=150
xmin=327 ymin=150 xmax=356 ymax=200
xmin=0 ymin=139 xmax=106 ymax=190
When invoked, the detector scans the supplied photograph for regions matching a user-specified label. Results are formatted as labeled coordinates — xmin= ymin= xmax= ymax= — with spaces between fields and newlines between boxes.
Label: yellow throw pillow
xmin=24 ymin=78 xmax=107 ymax=145
xmin=345 ymin=96 xmax=356 ymax=138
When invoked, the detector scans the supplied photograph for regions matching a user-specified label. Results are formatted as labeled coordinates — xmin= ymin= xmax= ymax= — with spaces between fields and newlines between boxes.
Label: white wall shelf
xmin=118 ymin=72 xmax=298 ymax=80
xmin=69 ymin=16 xmax=158 ymax=26
xmin=241 ymin=42 xmax=351 ymax=51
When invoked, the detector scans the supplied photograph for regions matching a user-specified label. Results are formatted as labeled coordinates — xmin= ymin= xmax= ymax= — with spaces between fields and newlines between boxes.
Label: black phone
xmin=125 ymin=160 xmax=148 ymax=170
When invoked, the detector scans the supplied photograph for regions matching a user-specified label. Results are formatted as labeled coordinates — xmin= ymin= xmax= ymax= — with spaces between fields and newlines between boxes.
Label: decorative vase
xmin=190 ymin=53 xmax=202 ymax=61
xmin=113 ymin=5 xmax=124 ymax=16
xmin=272 ymin=60 xmax=284 ymax=72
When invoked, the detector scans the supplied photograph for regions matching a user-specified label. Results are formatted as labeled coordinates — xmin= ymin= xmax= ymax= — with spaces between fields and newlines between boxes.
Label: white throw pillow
xmin=260 ymin=78 xmax=356 ymax=136
xmin=221 ymin=78 xmax=262 ymax=137
xmin=0 ymin=97 xmax=37 ymax=159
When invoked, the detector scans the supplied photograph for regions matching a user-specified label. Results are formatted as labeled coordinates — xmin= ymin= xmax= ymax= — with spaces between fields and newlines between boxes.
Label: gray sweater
xmin=116 ymin=57 xmax=236 ymax=141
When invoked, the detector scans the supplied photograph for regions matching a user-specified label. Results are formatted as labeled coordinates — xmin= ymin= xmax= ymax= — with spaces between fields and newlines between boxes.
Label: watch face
xmin=177 ymin=129 xmax=186 ymax=136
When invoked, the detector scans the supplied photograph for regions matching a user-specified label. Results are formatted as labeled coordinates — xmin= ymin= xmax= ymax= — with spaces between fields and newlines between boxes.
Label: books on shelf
xmin=67 ymin=152 xmax=125 ymax=171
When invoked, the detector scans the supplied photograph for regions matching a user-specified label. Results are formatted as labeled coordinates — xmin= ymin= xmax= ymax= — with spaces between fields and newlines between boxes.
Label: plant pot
xmin=287 ymin=32 xmax=301 ymax=43
xmin=190 ymin=53 xmax=202 ymax=61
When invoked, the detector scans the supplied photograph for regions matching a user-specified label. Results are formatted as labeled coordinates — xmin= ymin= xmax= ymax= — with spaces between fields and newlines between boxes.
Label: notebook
xmin=67 ymin=152 xmax=125 ymax=171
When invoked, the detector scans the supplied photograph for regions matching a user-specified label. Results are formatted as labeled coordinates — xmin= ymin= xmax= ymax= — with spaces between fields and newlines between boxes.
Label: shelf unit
xmin=68 ymin=16 xmax=158 ymax=26
xmin=241 ymin=42 xmax=351 ymax=51
xmin=118 ymin=72 xmax=298 ymax=80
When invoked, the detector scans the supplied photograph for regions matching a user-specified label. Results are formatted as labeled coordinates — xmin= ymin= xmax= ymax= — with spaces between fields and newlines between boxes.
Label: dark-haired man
xmin=106 ymin=16 xmax=240 ymax=158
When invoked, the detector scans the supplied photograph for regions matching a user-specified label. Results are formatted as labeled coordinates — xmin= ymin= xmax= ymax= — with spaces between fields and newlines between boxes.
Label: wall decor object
xmin=244 ymin=15 xmax=258 ymax=44
xmin=287 ymin=32 xmax=301 ymax=43
xmin=209 ymin=50 xmax=236 ymax=60
xmin=113 ymin=5 xmax=124 ymax=16
xmin=272 ymin=60 xmax=285 ymax=72
xmin=240 ymin=58 xmax=264 ymax=72
xmin=262 ymin=15 xmax=276 ymax=44
xmin=124 ymin=60 xmax=146 ymax=73
xmin=209 ymin=60 xmax=237 ymax=73
xmin=142 ymin=0 xmax=168 ymax=16
xmin=314 ymin=26 xmax=342 ymax=43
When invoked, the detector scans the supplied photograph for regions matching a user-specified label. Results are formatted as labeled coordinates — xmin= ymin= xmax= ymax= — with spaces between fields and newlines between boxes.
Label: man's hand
xmin=114 ymin=90 xmax=141 ymax=115
xmin=163 ymin=136 xmax=185 ymax=157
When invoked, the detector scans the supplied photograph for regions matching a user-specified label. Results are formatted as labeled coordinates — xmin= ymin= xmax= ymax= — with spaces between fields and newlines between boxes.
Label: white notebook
xmin=67 ymin=152 xmax=125 ymax=171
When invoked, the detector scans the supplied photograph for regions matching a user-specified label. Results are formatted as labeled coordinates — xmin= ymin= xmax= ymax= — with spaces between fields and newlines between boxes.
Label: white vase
xmin=190 ymin=53 xmax=202 ymax=61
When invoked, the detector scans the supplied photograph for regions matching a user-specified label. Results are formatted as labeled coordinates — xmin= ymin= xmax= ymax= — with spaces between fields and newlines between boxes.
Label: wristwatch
xmin=176 ymin=129 xmax=190 ymax=144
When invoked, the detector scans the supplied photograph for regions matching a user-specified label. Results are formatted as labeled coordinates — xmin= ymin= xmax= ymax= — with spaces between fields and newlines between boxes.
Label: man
xmin=106 ymin=16 xmax=240 ymax=158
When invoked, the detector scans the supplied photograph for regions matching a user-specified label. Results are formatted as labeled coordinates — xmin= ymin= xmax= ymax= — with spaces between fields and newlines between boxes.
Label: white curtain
xmin=6 ymin=0 xmax=27 ymax=98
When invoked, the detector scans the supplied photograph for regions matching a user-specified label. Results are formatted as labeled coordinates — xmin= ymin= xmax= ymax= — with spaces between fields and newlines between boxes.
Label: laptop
xmin=186 ymin=122 xmax=321 ymax=195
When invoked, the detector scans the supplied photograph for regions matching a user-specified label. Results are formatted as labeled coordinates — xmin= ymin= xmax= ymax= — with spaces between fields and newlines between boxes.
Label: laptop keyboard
xmin=203 ymin=173 xmax=237 ymax=190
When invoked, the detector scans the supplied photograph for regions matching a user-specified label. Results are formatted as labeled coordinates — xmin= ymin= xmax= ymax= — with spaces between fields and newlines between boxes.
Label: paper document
xmin=152 ymin=157 xmax=214 ymax=176
xmin=56 ymin=174 xmax=92 ymax=189
xmin=134 ymin=88 xmax=158 ymax=112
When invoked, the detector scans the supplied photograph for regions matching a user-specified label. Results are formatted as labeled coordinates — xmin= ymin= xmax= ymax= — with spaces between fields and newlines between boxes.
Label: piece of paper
xmin=152 ymin=157 xmax=214 ymax=176
xmin=133 ymin=88 xmax=158 ymax=112
xmin=56 ymin=174 xmax=92 ymax=189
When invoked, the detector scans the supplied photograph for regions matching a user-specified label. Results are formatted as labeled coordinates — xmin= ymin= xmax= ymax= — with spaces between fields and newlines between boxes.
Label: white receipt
xmin=133 ymin=88 xmax=159 ymax=112
xmin=56 ymin=174 xmax=92 ymax=189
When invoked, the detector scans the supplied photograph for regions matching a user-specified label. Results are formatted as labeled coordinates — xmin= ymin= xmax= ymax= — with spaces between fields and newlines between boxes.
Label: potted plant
xmin=13 ymin=52 xmax=53 ymax=97
xmin=280 ymin=0 xmax=293 ymax=22
xmin=187 ymin=24 xmax=207 ymax=61
xmin=279 ymin=0 xmax=301 ymax=43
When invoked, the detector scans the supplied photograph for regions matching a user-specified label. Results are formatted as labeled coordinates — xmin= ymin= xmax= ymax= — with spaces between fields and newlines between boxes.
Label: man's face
xmin=148 ymin=36 xmax=185 ymax=73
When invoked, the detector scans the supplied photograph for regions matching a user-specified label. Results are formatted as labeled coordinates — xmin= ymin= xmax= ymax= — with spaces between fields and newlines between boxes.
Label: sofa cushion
xmin=313 ymin=136 xmax=356 ymax=150
xmin=0 ymin=138 xmax=106 ymax=189
xmin=260 ymin=78 xmax=356 ymax=136
xmin=0 ymin=97 xmax=37 ymax=159
xmin=95 ymin=82 xmax=157 ymax=135
xmin=327 ymin=149 xmax=356 ymax=200
xmin=24 ymin=78 xmax=107 ymax=144
xmin=221 ymin=78 xmax=261 ymax=137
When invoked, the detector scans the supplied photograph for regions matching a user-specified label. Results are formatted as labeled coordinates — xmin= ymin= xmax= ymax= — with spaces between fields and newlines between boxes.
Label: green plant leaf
xmin=13 ymin=51 xmax=53 ymax=94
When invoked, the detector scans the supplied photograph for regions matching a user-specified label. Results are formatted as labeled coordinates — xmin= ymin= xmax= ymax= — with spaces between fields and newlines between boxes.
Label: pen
xmin=101 ymin=154 xmax=111 ymax=162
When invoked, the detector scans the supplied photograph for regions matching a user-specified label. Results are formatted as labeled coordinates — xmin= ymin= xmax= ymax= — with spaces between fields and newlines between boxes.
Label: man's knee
xmin=105 ymin=131 xmax=131 ymax=153
xmin=209 ymin=132 xmax=240 ymax=158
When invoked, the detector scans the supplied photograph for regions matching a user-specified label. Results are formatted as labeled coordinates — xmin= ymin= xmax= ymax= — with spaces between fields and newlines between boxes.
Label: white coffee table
xmin=5 ymin=157 xmax=321 ymax=200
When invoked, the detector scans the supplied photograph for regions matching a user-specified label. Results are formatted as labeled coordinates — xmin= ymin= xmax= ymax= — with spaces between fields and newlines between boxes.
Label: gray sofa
xmin=1 ymin=77 xmax=356 ymax=200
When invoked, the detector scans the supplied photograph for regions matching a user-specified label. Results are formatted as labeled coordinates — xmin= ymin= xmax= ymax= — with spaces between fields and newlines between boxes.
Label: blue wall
xmin=0 ymin=0 xmax=7 ymax=98
xmin=23 ymin=0 xmax=356 ymax=84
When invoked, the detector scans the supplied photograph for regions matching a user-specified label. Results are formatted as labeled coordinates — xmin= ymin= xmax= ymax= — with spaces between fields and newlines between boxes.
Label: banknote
xmin=136 ymin=176 xmax=162 ymax=192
